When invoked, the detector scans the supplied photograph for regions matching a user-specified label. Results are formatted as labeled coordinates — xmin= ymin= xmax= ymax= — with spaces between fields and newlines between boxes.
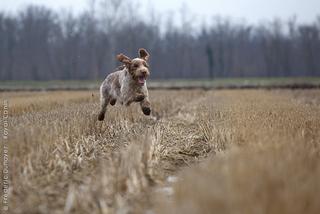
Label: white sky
xmin=0 ymin=0 xmax=319 ymax=25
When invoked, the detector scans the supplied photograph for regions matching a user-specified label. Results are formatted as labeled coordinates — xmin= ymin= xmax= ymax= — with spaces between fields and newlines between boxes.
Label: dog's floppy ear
xmin=139 ymin=48 xmax=150 ymax=61
xmin=117 ymin=54 xmax=132 ymax=66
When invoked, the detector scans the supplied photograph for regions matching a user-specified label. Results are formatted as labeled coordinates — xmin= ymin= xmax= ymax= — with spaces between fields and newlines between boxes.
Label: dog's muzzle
xmin=138 ymin=76 xmax=146 ymax=85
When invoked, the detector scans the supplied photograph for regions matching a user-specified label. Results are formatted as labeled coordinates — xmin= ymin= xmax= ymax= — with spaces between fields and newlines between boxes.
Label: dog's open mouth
xmin=138 ymin=76 xmax=146 ymax=85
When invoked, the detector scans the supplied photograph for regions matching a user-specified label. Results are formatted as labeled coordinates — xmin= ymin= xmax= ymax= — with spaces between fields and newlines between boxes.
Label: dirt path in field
xmin=148 ymin=90 xmax=234 ymax=202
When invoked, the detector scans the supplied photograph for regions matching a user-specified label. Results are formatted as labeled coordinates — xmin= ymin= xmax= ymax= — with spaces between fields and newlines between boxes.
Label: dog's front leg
xmin=121 ymin=96 xmax=133 ymax=106
xmin=122 ymin=93 xmax=145 ymax=106
xmin=134 ymin=93 xmax=145 ymax=102
xmin=140 ymin=96 xmax=151 ymax=115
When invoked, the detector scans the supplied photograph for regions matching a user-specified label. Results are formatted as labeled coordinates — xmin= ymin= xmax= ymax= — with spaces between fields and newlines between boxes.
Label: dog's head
xmin=117 ymin=48 xmax=150 ymax=85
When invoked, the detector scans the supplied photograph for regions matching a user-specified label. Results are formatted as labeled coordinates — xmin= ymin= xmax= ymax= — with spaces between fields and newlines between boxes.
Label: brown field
xmin=1 ymin=89 xmax=320 ymax=214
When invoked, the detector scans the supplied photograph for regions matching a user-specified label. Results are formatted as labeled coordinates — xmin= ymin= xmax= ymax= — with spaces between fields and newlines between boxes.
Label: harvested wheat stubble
xmin=156 ymin=90 xmax=320 ymax=214
xmin=1 ymin=89 xmax=320 ymax=214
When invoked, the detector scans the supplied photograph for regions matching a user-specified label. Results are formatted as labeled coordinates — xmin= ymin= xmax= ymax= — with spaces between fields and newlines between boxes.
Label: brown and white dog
xmin=98 ymin=48 xmax=151 ymax=121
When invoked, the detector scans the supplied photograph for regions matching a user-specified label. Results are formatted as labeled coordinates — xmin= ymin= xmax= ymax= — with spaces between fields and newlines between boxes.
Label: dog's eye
xmin=133 ymin=63 xmax=139 ymax=68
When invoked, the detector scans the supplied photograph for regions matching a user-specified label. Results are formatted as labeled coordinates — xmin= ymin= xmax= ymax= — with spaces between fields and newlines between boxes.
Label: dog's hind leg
xmin=98 ymin=84 xmax=111 ymax=121
xmin=98 ymin=96 xmax=110 ymax=121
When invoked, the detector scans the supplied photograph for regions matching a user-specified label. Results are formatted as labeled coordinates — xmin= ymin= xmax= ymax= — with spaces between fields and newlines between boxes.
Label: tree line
xmin=0 ymin=1 xmax=320 ymax=80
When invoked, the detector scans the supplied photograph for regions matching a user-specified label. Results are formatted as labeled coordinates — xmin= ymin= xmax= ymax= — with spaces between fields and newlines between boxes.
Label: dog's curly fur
xmin=98 ymin=48 xmax=151 ymax=121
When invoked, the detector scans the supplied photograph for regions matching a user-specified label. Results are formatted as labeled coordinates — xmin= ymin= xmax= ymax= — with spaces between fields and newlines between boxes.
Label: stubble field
xmin=1 ymin=89 xmax=320 ymax=214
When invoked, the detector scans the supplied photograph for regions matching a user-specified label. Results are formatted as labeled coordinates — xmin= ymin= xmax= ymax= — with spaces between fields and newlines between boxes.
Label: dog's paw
xmin=135 ymin=94 xmax=145 ymax=102
xmin=142 ymin=107 xmax=151 ymax=116
xmin=110 ymin=99 xmax=116 ymax=106
xmin=98 ymin=113 xmax=105 ymax=121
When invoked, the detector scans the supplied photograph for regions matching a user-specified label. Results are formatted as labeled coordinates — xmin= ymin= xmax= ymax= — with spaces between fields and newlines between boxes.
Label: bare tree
xmin=99 ymin=0 xmax=125 ymax=70
xmin=0 ymin=4 xmax=320 ymax=81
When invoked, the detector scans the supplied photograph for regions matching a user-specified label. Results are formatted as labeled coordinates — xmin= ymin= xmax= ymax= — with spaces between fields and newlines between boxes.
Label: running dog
xmin=98 ymin=48 xmax=151 ymax=121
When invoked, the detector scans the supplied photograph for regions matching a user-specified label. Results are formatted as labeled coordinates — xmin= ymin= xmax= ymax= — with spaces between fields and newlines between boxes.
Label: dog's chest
xmin=120 ymin=77 xmax=142 ymax=95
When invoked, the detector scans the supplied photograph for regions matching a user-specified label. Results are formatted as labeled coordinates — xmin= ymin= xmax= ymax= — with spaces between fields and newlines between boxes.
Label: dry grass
xmin=1 ymin=89 xmax=320 ymax=214
xmin=156 ymin=90 xmax=320 ymax=214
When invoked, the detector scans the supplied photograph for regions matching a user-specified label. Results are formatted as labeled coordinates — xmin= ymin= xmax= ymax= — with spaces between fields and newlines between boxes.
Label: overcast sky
xmin=0 ymin=0 xmax=319 ymax=24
